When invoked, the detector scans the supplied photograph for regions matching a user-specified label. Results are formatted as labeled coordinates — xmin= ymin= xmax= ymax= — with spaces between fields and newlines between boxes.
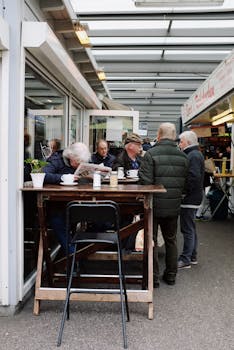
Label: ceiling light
xmin=97 ymin=70 xmax=106 ymax=81
xmin=74 ymin=23 xmax=91 ymax=47
xmin=134 ymin=0 xmax=224 ymax=7
xmin=210 ymin=108 xmax=232 ymax=122
xmin=211 ymin=114 xmax=234 ymax=126
xmin=135 ymin=88 xmax=175 ymax=92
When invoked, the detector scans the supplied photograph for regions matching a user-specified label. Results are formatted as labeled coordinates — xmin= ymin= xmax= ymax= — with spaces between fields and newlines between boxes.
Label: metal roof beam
xmin=78 ymin=11 xmax=234 ymax=21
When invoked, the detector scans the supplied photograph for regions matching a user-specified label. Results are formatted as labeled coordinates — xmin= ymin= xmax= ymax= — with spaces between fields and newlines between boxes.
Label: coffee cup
xmin=61 ymin=174 xmax=74 ymax=184
xmin=126 ymin=169 xmax=138 ymax=178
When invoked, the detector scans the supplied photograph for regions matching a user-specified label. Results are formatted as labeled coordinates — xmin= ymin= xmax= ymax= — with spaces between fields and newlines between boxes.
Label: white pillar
xmin=0 ymin=46 xmax=10 ymax=307
xmin=0 ymin=0 xmax=25 ymax=313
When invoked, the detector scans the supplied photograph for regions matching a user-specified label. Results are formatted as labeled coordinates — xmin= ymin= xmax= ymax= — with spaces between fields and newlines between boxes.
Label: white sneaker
xmin=178 ymin=260 xmax=191 ymax=269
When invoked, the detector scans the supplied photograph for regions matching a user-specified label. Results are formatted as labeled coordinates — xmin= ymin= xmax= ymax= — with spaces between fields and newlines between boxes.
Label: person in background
xmin=196 ymin=145 xmax=212 ymax=221
xmin=91 ymin=139 xmax=115 ymax=168
xmin=139 ymin=123 xmax=188 ymax=287
xmin=213 ymin=146 xmax=223 ymax=171
xmin=112 ymin=132 xmax=143 ymax=174
xmin=24 ymin=132 xmax=31 ymax=160
xmin=43 ymin=142 xmax=91 ymax=253
xmin=223 ymin=144 xmax=231 ymax=159
xmin=178 ymin=131 xmax=204 ymax=269
xmin=142 ymin=137 xmax=152 ymax=151
xmin=49 ymin=138 xmax=61 ymax=154
xmin=24 ymin=132 xmax=33 ymax=181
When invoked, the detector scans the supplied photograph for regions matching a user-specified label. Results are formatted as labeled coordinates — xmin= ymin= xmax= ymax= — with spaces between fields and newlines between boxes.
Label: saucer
xmin=126 ymin=176 xmax=139 ymax=180
xmin=60 ymin=182 xmax=78 ymax=186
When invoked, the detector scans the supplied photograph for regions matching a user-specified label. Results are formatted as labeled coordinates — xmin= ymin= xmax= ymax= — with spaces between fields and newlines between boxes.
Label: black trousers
xmin=153 ymin=216 xmax=178 ymax=280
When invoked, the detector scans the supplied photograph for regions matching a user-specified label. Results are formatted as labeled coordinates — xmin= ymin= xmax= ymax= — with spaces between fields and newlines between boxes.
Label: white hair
xmin=63 ymin=142 xmax=91 ymax=163
xmin=179 ymin=130 xmax=198 ymax=146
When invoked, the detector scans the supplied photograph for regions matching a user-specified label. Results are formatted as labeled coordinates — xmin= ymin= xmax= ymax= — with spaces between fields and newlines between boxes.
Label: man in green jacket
xmin=139 ymin=123 xmax=188 ymax=287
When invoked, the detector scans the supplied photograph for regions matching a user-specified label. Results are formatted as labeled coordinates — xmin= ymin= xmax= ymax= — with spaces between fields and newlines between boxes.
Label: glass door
xmin=84 ymin=110 xmax=139 ymax=154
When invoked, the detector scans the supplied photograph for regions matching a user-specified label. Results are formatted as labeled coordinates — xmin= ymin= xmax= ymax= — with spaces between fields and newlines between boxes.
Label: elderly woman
xmin=43 ymin=142 xmax=91 ymax=254
xmin=43 ymin=142 xmax=91 ymax=184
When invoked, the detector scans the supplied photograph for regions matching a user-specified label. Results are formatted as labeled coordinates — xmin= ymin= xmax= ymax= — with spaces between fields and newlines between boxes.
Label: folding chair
xmin=40 ymin=142 xmax=52 ymax=160
xmin=57 ymin=200 xmax=130 ymax=349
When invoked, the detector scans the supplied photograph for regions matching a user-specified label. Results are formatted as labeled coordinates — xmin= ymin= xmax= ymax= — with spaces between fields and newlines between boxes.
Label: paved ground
xmin=0 ymin=217 xmax=233 ymax=350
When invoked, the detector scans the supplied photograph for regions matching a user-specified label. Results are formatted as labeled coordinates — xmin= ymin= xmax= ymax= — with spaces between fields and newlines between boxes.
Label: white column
xmin=0 ymin=16 xmax=9 ymax=307
xmin=0 ymin=50 xmax=10 ymax=306
xmin=0 ymin=0 xmax=25 ymax=313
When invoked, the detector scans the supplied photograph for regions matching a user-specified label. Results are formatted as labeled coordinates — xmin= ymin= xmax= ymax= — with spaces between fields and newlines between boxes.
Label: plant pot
xmin=30 ymin=173 xmax=45 ymax=188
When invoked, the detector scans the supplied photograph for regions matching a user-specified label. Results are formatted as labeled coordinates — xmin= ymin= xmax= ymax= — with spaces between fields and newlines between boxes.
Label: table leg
xmin=37 ymin=193 xmax=54 ymax=286
xmin=148 ymin=302 xmax=154 ymax=320
xmin=33 ymin=232 xmax=43 ymax=315
xmin=141 ymin=194 xmax=154 ymax=319
xmin=34 ymin=193 xmax=54 ymax=315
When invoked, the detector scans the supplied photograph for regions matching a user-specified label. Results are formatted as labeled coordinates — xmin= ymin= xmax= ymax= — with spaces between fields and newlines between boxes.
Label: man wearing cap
xmin=112 ymin=132 xmax=143 ymax=174
xmin=112 ymin=132 xmax=143 ymax=250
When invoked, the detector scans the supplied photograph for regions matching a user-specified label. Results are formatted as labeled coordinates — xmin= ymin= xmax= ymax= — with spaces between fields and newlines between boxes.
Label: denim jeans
xmin=49 ymin=214 xmax=75 ymax=254
xmin=153 ymin=216 xmax=178 ymax=281
xmin=179 ymin=207 xmax=197 ymax=264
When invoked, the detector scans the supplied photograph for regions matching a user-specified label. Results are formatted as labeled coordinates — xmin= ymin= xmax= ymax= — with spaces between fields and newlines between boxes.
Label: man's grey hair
xmin=179 ymin=130 xmax=198 ymax=146
xmin=158 ymin=122 xmax=176 ymax=140
xmin=63 ymin=142 xmax=91 ymax=164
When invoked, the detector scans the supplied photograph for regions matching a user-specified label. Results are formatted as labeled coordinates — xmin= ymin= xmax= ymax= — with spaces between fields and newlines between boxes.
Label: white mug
xmin=61 ymin=174 xmax=74 ymax=183
xmin=127 ymin=169 xmax=138 ymax=178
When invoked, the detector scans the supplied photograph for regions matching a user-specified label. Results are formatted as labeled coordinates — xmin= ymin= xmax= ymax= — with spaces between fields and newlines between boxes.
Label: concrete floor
xmin=0 ymin=217 xmax=233 ymax=350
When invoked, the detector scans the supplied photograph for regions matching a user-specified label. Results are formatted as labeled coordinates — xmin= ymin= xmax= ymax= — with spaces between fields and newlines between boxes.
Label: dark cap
xmin=124 ymin=133 xmax=143 ymax=145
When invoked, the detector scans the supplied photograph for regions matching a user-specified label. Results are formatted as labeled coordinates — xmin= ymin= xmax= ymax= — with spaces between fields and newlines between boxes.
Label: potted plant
xmin=25 ymin=158 xmax=48 ymax=188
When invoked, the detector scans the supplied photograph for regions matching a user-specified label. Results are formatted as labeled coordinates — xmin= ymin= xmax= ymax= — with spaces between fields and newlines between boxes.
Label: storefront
xmin=181 ymin=49 xmax=234 ymax=212
xmin=0 ymin=1 xmax=140 ymax=314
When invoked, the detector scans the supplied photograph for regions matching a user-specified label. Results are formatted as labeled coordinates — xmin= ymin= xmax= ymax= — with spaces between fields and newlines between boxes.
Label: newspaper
xmin=74 ymin=163 xmax=112 ymax=179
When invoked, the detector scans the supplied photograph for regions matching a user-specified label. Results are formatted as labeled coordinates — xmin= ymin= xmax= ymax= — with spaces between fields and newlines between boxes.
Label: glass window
xmin=23 ymin=64 xmax=67 ymax=282
xmin=24 ymin=64 xmax=65 ymax=161
xmin=89 ymin=115 xmax=133 ymax=155
xmin=69 ymin=103 xmax=82 ymax=144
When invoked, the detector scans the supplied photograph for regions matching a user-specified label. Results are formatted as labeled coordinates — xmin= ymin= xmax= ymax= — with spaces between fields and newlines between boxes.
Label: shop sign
xmin=181 ymin=50 xmax=234 ymax=124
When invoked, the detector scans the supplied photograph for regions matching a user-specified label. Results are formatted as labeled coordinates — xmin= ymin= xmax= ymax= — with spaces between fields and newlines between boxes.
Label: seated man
xmin=43 ymin=142 xmax=91 ymax=253
xmin=112 ymin=133 xmax=143 ymax=174
xmin=91 ymin=139 xmax=115 ymax=168
xmin=112 ymin=133 xmax=143 ymax=250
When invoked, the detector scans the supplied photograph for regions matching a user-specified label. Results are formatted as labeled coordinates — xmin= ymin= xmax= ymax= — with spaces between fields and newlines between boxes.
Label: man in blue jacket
xmin=43 ymin=142 xmax=91 ymax=253
xmin=178 ymin=131 xmax=204 ymax=269
xmin=91 ymin=139 xmax=115 ymax=168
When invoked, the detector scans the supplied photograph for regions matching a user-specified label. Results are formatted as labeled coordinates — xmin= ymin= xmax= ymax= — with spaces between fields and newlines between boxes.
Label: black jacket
xmin=91 ymin=152 xmax=115 ymax=168
xmin=112 ymin=150 xmax=143 ymax=174
xmin=181 ymin=145 xmax=204 ymax=207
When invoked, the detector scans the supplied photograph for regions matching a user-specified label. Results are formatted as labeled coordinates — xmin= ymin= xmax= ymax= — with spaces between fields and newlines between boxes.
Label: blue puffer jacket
xmin=181 ymin=145 xmax=204 ymax=208
xmin=43 ymin=150 xmax=75 ymax=184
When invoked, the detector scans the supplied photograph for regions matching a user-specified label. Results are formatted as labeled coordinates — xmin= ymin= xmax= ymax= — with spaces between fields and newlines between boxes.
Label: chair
xmin=40 ymin=142 xmax=52 ymax=160
xmin=57 ymin=200 xmax=130 ymax=349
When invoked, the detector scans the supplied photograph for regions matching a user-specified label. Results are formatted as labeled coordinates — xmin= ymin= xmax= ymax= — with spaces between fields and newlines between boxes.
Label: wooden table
xmin=22 ymin=183 xmax=166 ymax=319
